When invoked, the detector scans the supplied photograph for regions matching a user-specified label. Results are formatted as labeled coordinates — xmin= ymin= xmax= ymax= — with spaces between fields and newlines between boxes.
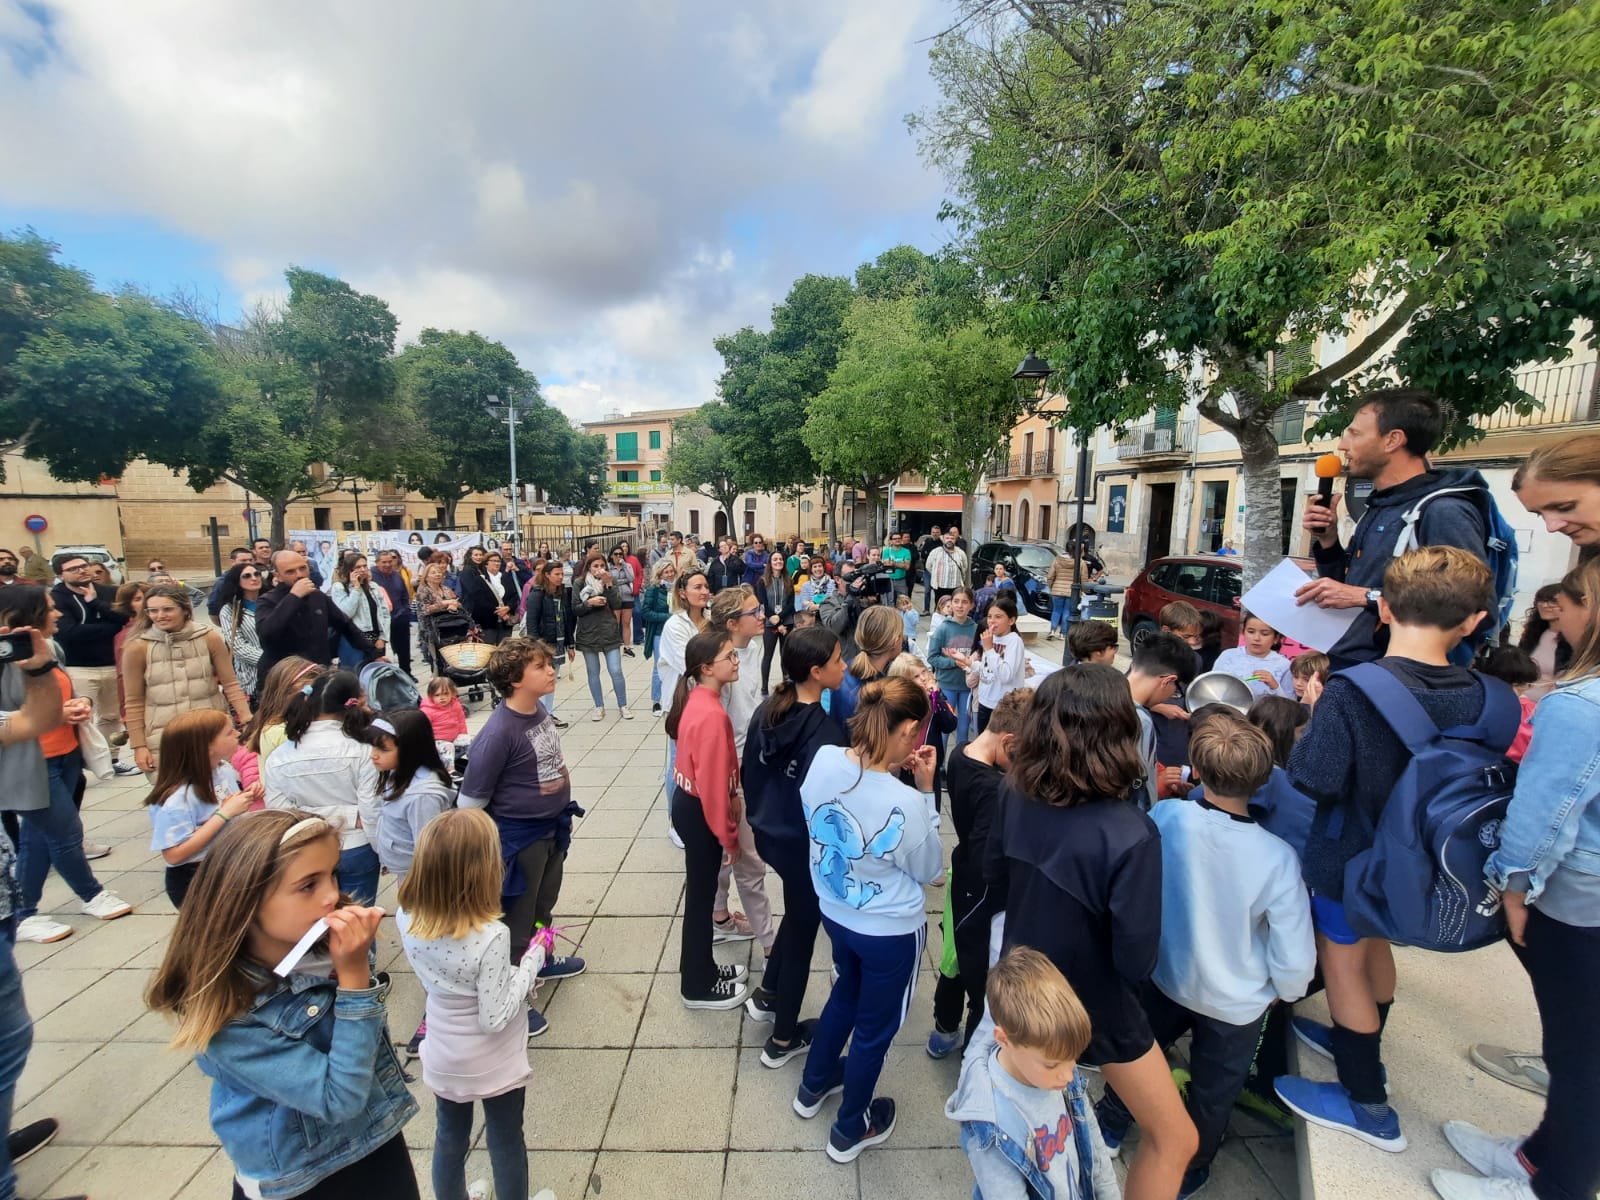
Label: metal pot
xmin=1185 ymin=671 xmax=1253 ymax=714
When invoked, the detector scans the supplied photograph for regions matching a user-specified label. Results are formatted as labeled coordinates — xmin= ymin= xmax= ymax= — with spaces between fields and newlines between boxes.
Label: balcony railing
xmin=1480 ymin=361 xmax=1599 ymax=432
xmin=1114 ymin=419 xmax=1197 ymax=462
xmin=988 ymin=449 xmax=1056 ymax=479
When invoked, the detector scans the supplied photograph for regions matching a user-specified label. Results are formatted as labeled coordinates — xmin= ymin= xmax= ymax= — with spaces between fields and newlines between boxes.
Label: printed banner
xmin=367 ymin=530 xmax=486 ymax=578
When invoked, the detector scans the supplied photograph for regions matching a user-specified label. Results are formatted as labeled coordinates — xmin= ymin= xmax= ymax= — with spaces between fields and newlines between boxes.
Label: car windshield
xmin=1013 ymin=545 xmax=1055 ymax=574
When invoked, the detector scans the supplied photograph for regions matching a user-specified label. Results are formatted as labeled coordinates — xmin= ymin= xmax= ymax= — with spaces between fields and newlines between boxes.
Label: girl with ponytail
xmin=659 ymin=569 xmax=712 ymax=844
xmin=261 ymin=669 xmax=384 ymax=903
xmin=796 ymin=676 xmax=942 ymax=1162
xmin=666 ymin=630 xmax=752 ymax=1011
xmin=827 ymin=605 xmax=905 ymax=735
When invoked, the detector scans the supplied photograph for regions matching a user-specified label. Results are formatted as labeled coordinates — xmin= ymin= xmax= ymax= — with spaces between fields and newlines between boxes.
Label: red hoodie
xmin=672 ymin=686 xmax=740 ymax=851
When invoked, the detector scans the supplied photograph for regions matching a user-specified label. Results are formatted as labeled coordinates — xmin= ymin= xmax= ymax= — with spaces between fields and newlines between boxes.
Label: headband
xmin=279 ymin=816 xmax=330 ymax=845
xmin=370 ymin=717 xmax=397 ymax=737
xmin=291 ymin=663 xmax=320 ymax=686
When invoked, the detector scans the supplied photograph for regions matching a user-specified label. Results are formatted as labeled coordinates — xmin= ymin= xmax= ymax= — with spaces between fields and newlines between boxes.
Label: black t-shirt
xmin=947 ymin=743 xmax=1004 ymax=884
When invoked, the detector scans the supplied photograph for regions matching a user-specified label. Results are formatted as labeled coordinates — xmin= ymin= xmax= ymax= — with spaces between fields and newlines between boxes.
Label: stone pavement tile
xmin=32 ymin=967 xmax=152 ymax=1042
xmin=551 ymin=872 xmax=611 ymax=920
xmin=79 ymin=867 xmax=170 ymax=908
xmin=106 ymin=1061 xmax=213 ymax=1144
xmin=590 ymin=1149 xmax=724 ymax=1200
xmin=595 ymin=784 xmax=663 ymax=810
xmin=17 ymin=966 xmax=104 ymax=1020
xmin=15 ymin=1041 xmax=97 ymax=1108
xmin=723 ymin=1149 xmax=859 ymax=1200
xmin=561 ymin=836 xmax=633 ymax=876
xmin=81 ymin=808 xmax=158 ymax=842
xmin=172 ymin=1149 xmax=237 ymax=1200
xmin=619 ymin=836 xmax=683 ymax=873
xmin=526 ymin=1049 xmax=629 ymax=1150
xmin=635 ymin=974 xmax=746 ymax=1049
xmin=31 ymin=912 xmax=176 ymax=973
xmin=1244 ymin=1133 xmax=1299 ymax=1200
xmin=603 ymin=1047 xmax=737 ymax=1151
xmin=575 ymin=806 xmax=649 ymax=841
xmin=13 ymin=1145 xmax=88 ymax=1199
xmin=596 ymin=872 xmax=683 ymax=917
xmin=540 ymin=972 xmax=649 ymax=1048
xmin=570 ymin=765 xmax=624 ymax=790
xmin=569 ymin=785 xmax=607 ymax=811
xmin=403 ymin=1071 xmax=482 ymax=1150
xmin=17 ymin=1042 xmax=190 ymax=1143
xmin=579 ymin=748 xmax=637 ymax=769
xmin=1204 ymin=1137 xmax=1283 ymax=1200
xmin=526 ymin=1150 xmax=600 ymax=1200
xmin=575 ymin=916 xmax=672 ymax=974
xmin=729 ymin=1047 xmax=839 ymax=1151
xmin=870 ymin=1043 xmax=965 ymax=1149
xmin=857 ymin=1146 xmax=971 ymax=1200
xmin=47 ymin=1143 xmax=215 ymax=1199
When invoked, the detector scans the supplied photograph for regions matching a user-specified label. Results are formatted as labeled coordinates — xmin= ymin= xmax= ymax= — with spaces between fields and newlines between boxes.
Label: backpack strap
xmin=1342 ymin=662 xmax=1440 ymax=753
xmin=1393 ymin=485 xmax=1488 ymax=559
xmin=1440 ymin=675 xmax=1523 ymax=756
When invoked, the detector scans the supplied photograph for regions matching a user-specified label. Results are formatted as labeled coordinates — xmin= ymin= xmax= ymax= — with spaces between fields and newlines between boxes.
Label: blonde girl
xmin=145 ymin=709 xmax=262 ymax=908
xmin=827 ymin=604 xmax=904 ymax=733
xmin=245 ymin=655 xmax=318 ymax=765
xmin=146 ymin=810 xmax=417 ymax=1197
xmin=397 ymin=809 xmax=555 ymax=1200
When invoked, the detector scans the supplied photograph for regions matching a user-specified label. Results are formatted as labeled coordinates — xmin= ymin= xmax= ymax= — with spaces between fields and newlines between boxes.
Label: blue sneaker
xmin=794 ymin=1056 xmax=848 ymax=1118
xmin=1292 ymin=1016 xmax=1334 ymax=1061
xmin=539 ymin=955 xmax=586 ymax=981
xmin=827 ymin=1097 xmax=896 ymax=1164
xmin=1179 ymin=1165 xmax=1211 ymax=1200
xmin=925 ymin=1025 xmax=961 ymax=1060
xmin=1273 ymin=1076 xmax=1407 ymax=1152
xmin=1092 ymin=1097 xmax=1131 ymax=1160
xmin=526 ymin=1008 xmax=549 ymax=1040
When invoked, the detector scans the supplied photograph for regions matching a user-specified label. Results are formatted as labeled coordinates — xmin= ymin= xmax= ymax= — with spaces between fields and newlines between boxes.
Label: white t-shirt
xmin=148 ymin=762 xmax=242 ymax=863
xmin=975 ymin=631 xmax=1027 ymax=708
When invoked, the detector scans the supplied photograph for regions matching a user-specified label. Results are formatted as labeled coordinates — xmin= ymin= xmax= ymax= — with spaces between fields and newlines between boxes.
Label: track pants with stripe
xmin=803 ymin=916 xmax=926 ymax=1138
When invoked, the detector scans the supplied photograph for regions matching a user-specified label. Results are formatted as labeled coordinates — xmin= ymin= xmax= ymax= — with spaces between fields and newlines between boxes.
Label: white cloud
xmin=0 ymin=0 xmax=953 ymax=421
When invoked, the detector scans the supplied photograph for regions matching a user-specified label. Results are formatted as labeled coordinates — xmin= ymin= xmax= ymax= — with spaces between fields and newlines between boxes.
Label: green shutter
xmin=616 ymin=431 xmax=639 ymax=460
xmin=649 ymin=430 xmax=661 ymax=449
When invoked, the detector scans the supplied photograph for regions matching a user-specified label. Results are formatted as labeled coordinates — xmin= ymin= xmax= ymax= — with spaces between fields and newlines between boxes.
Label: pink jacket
xmin=422 ymin=696 xmax=469 ymax=742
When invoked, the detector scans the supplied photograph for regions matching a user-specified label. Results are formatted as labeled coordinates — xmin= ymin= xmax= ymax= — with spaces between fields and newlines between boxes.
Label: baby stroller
xmin=424 ymin=610 xmax=496 ymax=707
xmin=359 ymin=661 xmax=420 ymax=713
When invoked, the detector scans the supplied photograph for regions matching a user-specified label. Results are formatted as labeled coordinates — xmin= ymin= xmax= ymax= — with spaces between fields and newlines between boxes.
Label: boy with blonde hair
xmin=946 ymin=947 xmax=1120 ymax=1200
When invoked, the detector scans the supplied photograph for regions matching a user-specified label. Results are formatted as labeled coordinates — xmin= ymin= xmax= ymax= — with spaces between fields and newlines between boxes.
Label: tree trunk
xmin=268 ymin=498 xmax=291 ymax=549
xmin=440 ymin=494 xmax=460 ymax=529
xmin=1236 ymin=416 xmax=1286 ymax=592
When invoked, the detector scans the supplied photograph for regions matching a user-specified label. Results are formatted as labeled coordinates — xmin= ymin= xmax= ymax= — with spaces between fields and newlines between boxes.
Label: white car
xmin=50 ymin=545 xmax=125 ymax=585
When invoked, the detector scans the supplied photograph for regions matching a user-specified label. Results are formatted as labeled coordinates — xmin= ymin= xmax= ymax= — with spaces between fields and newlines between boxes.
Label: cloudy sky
xmin=0 ymin=0 xmax=955 ymax=423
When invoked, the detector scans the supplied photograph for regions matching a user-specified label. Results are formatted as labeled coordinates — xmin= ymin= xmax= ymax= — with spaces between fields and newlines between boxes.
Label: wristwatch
xmin=1365 ymin=588 xmax=1382 ymax=610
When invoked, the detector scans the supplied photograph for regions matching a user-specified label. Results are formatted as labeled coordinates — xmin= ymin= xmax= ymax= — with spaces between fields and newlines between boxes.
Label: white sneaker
xmin=467 ymin=1180 xmax=489 ymax=1200
xmin=620 ymin=706 xmax=634 ymax=720
xmin=15 ymin=916 xmax=72 ymax=944
xmin=1442 ymin=1121 xmax=1531 ymax=1183
xmin=81 ymin=890 xmax=133 ymax=920
xmin=1430 ymin=1169 xmax=1535 ymax=1200
xmin=532 ymin=1190 xmax=557 ymax=1200
xmin=81 ymin=840 xmax=111 ymax=861
xmin=591 ymin=707 xmax=605 ymax=722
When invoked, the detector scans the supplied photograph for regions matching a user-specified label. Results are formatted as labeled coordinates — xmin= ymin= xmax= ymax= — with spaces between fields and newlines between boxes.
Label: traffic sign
xmin=22 ymin=515 xmax=46 ymax=534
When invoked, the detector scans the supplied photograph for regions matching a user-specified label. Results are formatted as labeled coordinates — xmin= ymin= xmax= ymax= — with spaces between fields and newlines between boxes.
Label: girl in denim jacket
xmin=147 ymin=809 xmax=418 ymax=1199
xmin=1435 ymin=559 xmax=1600 ymax=1200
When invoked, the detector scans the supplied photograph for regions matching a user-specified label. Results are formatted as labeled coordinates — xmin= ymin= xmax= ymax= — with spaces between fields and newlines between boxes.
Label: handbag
xmin=438 ymin=626 xmax=492 ymax=671
xmin=77 ymin=705 xmax=116 ymax=780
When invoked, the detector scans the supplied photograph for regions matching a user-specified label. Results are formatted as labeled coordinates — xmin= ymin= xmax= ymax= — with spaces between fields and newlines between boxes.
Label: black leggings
xmin=1514 ymin=906 xmax=1600 ymax=1200
xmin=754 ymin=831 xmax=822 ymax=1043
xmin=231 ymin=1133 xmax=417 ymax=1199
xmin=671 ymin=787 xmax=724 ymax=996
xmin=761 ymin=629 xmax=784 ymax=691
xmin=165 ymin=862 xmax=201 ymax=909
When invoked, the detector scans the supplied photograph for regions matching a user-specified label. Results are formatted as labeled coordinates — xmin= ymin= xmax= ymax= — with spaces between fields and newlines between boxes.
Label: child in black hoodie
xmin=741 ymin=627 xmax=849 ymax=1068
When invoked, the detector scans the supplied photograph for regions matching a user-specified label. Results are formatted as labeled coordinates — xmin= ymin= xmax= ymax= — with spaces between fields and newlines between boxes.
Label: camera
xmin=849 ymin=560 xmax=890 ymax=581
xmin=0 ymin=632 xmax=34 ymax=662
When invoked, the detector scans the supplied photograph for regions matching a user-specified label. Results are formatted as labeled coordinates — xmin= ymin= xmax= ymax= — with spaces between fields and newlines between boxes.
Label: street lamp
xmin=347 ymin=481 xmax=369 ymax=531
xmin=486 ymin=393 xmax=521 ymax=551
xmin=1011 ymin=352 xmax=1053 ymax=382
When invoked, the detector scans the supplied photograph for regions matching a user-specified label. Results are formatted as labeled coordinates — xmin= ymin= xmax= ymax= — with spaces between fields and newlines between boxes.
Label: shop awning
xmin=892 ymin=493 xmax=966 ymax=512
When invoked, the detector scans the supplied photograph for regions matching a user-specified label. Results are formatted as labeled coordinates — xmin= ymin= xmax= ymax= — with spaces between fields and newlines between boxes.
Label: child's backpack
xmin=359 ymin=661 xmax=421 ymax=712
xmin=1339 ymin=663 xmax=1522 ymax=952
xmin=1393 ymin=484 xmax=1520 ymax=646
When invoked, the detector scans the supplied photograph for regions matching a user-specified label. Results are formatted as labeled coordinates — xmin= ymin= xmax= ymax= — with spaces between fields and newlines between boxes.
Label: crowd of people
xmin=0 ymin=395 xmax=1594 ymax=1200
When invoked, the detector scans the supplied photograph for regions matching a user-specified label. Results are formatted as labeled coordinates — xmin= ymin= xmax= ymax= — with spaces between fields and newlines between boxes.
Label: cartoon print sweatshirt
xmin=673 ymin=686 xmax=741 ymax=852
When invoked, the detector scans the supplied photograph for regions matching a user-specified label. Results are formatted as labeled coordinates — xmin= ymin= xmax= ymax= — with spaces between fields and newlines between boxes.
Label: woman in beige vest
xmin=124 ymin=584 xmax=251 ymax=774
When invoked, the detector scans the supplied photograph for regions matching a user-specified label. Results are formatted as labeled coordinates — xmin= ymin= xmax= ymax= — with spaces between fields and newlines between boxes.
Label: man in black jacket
xmin=255 ymin=550 xmax=379 ymax=685
xmin=51 ymin=552 xmax=138 ymax=778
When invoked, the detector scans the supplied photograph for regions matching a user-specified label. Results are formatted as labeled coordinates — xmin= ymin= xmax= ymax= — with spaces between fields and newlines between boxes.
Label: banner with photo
xmin=286 ymin=530 xmax=361 ymax=588
xmin=367 ymin=530 xmax=486 ymax=578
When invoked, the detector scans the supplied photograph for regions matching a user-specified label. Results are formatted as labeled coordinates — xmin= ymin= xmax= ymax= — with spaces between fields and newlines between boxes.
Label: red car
xmin=1121 ymin=553 xmax=1317 ymax=653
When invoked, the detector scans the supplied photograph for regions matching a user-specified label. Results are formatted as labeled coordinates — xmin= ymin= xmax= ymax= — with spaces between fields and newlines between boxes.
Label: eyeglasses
xmin=63 ymin=563 xmax=92 ymax=572
xmin=240 ymin=572 xmax=260 ymax=580
xmin=712 ymin=651 xmax=741 ymax=665
xmin=740 ymin=607 xmax=762 ymax=618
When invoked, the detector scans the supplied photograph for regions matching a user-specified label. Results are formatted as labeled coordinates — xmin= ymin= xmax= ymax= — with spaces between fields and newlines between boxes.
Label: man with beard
xmin=255 ymin=550 xmax=379 ymax=681
xmin=0 ymin=550 xmax=19 ymax=586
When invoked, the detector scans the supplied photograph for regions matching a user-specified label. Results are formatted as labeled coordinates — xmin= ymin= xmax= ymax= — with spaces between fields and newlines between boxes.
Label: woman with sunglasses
xmin=211 ymin=562 xmax=265 ymax=699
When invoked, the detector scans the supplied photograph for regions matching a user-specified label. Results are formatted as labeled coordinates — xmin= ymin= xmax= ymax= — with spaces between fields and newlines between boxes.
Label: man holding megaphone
xmin=1295 ymin=389 xmax=1496 ymax=668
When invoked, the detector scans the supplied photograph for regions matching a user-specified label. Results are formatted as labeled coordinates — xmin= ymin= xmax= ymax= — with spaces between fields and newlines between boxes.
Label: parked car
xmin=969 ymin=539 xmax=1064 ymax=619
xmin=49 ymin=544 xmax=124 ymax=585
xmin=1121 ymin=553 xmax=1316 ymax=652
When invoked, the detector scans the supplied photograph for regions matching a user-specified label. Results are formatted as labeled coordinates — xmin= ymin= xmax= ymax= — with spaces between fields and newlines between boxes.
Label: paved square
xmin=11 ymin=649 xmax=1296 ymax=1199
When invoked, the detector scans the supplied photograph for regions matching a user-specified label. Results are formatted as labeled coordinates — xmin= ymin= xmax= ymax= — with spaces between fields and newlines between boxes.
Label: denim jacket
xmin=1486 ymin=673 xmax=1600 ymax=928
xmin=946 ymin=1037 xmax=1119 ymax=1200
xmin=196 ymin=964 xmax=417 ymax=1199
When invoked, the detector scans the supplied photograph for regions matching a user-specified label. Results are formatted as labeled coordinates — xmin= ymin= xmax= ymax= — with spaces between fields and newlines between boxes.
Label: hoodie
xmin=945 ymin=1034 xmax=1120 ymax=1200
xmin=1313 ymin=466 xmax=1491 ymax=666
xmin=742 ymin=698 xmax=848 ymax=846
xmin=50 ymin=581 xmax=129 ymax=667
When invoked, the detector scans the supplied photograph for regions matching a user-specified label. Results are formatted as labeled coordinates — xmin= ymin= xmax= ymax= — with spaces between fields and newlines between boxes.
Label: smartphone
xmin=0 ymin=631 xmax=33 ymax=662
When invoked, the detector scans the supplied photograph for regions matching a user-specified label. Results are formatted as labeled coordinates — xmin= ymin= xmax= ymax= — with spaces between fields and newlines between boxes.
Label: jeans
xmin=1098 ymin=984 xmax=1266 ymax=1170
xmin=1514 ymin=906 xmax=1600 ymax=1200
xmin=802 ymin=916 xmax=925 ymax=1140
xmin=0 ymin=922 xmax=34 ymax=1200
xmin=502 ymin=836 xmax=566 ymax=965
xmin=921 ymin=570 xmax=933 ymax=612
xmin=17 ymin=750 xmax=102 ymax=921
xmin=231 ymin=1134 xmax=417 ymax=1200
xmin=433 ymin=1089 xmax=526 ymax=1200
xmin=337 ymin=842 xmax=381 ymax=906
xmin=664 ymin=739 xmax=677 ymax=836
xmin=632 ymin=604 xmax=644 ymax=645
xmin=754 ymin=832 xmax=823 ymax=1043
xmin=1049 ymin=594 xmax=1073 ymax=635
xmin=945 ymin=685 xmax=973 ymax=749
xmin=583 ymin=647 xmax=628 ymax=709
xmin=671 ymin=787 xmax=724 ymax=996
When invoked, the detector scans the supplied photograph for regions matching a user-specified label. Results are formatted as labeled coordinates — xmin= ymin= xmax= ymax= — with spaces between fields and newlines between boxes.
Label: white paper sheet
xmin=273 ymin=917 xmax=330 ymax=977
xmin=1238 ymin=558 xmax=1361 ymax=653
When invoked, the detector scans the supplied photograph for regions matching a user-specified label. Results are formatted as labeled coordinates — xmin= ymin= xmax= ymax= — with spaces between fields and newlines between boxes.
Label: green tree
xmin=395 ymin=328 xmax=537 ymax=528
xmin=0 ymin=231 xmax=224 ymax=482
xmin=664 ymin=405 xmax=752 ymax=534
xmin=919 ymin=0 xmax=1600 ymax=582
xmin=711 ymin=274 xmax=853 ymax=493
xmin=182 ymin=268 xmax=406 ymax=546
xmin=538 ymin=419 xmax=608 ymax=515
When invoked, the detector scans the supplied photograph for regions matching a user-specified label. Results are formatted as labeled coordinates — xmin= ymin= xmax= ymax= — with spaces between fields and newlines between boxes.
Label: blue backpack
xmin=1393 ymin=484 xmax=1520 ymax=645
xmin=1339 ymin=663 xmax=1521 ymax=952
